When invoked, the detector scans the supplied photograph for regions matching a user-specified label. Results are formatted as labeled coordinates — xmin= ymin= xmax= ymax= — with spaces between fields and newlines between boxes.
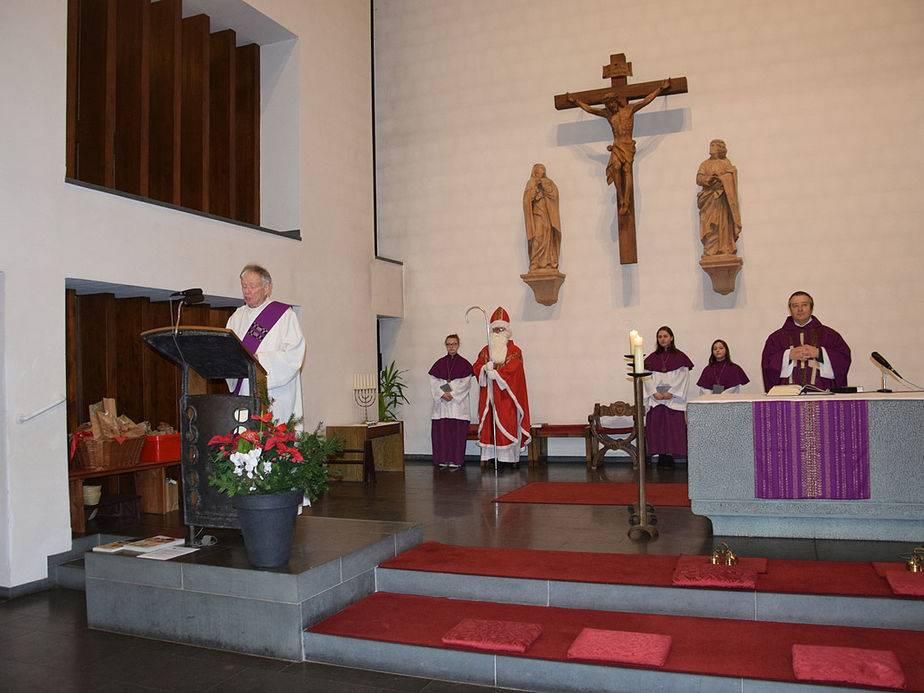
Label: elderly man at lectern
xmin=226 ymin=264 xmax=306 ymax=424
xmin=761 ymin=291 xmax=851 ymax=392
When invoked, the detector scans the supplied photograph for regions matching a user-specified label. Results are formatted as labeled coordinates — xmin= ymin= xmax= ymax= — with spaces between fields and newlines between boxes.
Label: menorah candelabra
xmin=353 ymin=373 xmax=377 ymax=424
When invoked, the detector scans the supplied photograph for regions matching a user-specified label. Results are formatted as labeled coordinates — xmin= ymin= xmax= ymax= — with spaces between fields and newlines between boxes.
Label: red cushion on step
xmin=671 ymin=564 xmax=757 ymax=589
xmin=873 ymin=561 xmax=910 ymax=578
xmin=567 ymin=627 xmax=672 ymax=667
xmin=441 ymin=618 xmax=542 ymax=653
xmin=792 ymin=644 xmax=905 ymax=688
xmin=885 ymin=570 xmax=924 ymax=597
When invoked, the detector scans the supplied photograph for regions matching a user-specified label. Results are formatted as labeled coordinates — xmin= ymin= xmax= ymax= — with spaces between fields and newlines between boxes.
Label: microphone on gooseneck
xmin=871 ymin=351 xmax=902 ymax=379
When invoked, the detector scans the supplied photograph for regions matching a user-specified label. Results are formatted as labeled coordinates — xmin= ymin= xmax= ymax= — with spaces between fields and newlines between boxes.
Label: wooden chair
xmin=587 ymin=401 xmax=638 ymax=470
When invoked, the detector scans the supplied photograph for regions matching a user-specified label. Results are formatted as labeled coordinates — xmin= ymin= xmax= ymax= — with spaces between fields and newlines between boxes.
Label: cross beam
xmin=553 ymin=54 xmax=688 ymax=264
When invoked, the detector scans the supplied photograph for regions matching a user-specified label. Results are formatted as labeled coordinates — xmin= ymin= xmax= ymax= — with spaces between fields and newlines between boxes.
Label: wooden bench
xmin=529 ymin=424 xmax=593 ymax=466
xmin=468 ymin=423 xmax=594 ymax=467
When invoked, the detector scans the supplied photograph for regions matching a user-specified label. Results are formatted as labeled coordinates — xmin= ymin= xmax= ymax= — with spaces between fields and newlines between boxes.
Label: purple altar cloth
xmin=752 ymin=400 xmax=870 ymax=499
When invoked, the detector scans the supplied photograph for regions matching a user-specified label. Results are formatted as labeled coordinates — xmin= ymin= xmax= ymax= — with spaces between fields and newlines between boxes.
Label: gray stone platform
xmin=85 ymin=516 xmax=421 ymax=660
xmin=687 ymin=392 xmax=924 ymax=540
xmin=376 ymin=565 xmax=924 ymax=631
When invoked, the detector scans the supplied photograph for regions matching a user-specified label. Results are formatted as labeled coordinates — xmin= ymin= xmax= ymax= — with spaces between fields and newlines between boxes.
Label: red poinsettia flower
xmin=240 ymin=429 xmax=261 ymax=445
xmin=208 ymin=433 xmax=234 ymax=445
xmin=252 ymin=411 xmax=274 ymax=423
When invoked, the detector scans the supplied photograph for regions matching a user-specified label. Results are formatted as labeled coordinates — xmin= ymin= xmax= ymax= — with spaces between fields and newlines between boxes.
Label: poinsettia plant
xmin=208 ymin=412 xmax=343 ymax=502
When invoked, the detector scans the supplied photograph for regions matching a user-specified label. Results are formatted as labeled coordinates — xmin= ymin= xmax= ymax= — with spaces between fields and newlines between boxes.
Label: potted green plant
xmin=378 ymin=360 xmax=409 ymax=422
xmin=208 ymin=412 xmax=343 ymax=567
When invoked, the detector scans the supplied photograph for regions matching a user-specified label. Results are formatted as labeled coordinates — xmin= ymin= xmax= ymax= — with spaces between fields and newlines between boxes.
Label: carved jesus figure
xmin=567 ymin=79 xmax=670 ymax=216
xmin=523 ymin=163 xmax=561 ymax=272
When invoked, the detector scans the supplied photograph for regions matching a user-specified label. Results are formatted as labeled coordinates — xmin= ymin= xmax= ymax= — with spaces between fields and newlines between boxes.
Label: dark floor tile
xmin=282 ymin=661 xmax=430 ymax=692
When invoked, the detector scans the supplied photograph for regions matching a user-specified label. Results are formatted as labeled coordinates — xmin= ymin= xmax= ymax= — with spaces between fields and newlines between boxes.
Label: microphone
xmin=871 ymin=351 xmax=902 ymax=379
xmin=170 ymin=288 xmax=204 ymax=305
xmin=170 ymin=287 xmax=203 ymax=298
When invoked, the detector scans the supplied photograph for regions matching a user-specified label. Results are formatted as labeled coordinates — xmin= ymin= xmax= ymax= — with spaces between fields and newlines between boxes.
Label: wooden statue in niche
xmin=697 ymin=139 xmax=743 ymax=295
xmin=555 ymin=53 xmax=688 ymax=265
xmin=520 ymin=163 xmax=565 ymax=306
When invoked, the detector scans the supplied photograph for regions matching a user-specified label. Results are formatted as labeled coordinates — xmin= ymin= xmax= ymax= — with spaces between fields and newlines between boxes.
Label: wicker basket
xmin=74 ymin=435 xmax=145 ymax=471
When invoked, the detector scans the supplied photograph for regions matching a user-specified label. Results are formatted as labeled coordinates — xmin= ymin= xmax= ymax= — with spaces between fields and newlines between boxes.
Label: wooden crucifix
xmin=555 ymin=53 xmax=688 ymax=265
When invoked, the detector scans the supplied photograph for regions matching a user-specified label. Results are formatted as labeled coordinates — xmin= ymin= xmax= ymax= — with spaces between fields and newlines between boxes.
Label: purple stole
xmin=232 ymin=301 xmax=291 ymax=395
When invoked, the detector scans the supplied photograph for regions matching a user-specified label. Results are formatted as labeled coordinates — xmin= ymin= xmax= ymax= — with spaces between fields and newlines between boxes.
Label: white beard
xmin=489 ymin=332 xmax=509 ymax=365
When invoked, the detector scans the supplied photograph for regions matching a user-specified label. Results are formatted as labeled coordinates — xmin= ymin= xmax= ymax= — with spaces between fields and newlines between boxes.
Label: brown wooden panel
xmin=114 ymin=297 xmax=147 ymax=422
xmin=149 ymin=0 xmax=182 ymax=204
xmin=76 ymin=293 xmax=117 ymax=423
xmin=141 ymin=301 xmax=181 ymax=428
xmin=208 ymin=306 xmax=235 ymax=328
xmin=74 ymin=0 xmax=116 ymax=187
xmin=235 ymin=43 xmax=260 ymax=225
xmin=66 ymin=0 xmax=79 ymax=179
xmin=208 ymin=29 xmax=236 ymax=219
xmin=180 ymin=14 xmax=210 ymax=212
xmin=114 ymin=0 xmax=150 ymax=196
xmin=65 ymin=289 xmax=79 ymax=432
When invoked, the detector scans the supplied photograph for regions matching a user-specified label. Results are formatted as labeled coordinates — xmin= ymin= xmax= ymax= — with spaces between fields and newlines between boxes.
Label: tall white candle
xmin=629 ymin=330 xmax=639 ymax=356
xmin=633 ymin=335 xmax=644 ymax=373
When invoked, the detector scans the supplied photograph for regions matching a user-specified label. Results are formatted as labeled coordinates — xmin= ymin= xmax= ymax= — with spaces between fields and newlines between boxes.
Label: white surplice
xmin=226 ymin=299 xmax=306 ymax=426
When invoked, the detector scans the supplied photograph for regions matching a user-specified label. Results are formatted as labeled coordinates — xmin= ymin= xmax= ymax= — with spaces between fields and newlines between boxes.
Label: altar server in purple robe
xmin=643 ymin=326 xmax=694 ymax=466
xmin=761 ymin=291 xmax=851 ymax=392
xmin=428 ymin=334 xmax=475 ymax=469
xmin=697 ymin=339 xmax=750 ymax=395
xmin=227 ymin=264 xmax=306 ymax=425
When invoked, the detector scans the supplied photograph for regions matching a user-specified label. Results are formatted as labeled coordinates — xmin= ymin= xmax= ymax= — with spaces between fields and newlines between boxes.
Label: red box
xmin=140 ymin=433 xmax=181 ymax=463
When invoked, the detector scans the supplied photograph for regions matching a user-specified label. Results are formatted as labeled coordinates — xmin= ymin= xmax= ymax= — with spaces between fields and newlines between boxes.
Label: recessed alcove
xmin=64 ymin=278 xmax=241 ymax=434
xmin=65 ymin=0 xmax=300 ymax=235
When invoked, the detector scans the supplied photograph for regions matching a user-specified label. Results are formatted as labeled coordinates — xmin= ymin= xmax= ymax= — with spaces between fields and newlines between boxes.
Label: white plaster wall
xmin=0 ymin=0 xmax=374 ymax=587
xmin=373 ymin=0 xmax=924 ymax=456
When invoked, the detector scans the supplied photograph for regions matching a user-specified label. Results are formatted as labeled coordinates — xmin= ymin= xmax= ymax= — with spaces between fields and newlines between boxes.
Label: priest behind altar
xmin=760 ymin=291 xmax=851 ymax=392
xmin=226 ymin=264 xmax=306 ymax=425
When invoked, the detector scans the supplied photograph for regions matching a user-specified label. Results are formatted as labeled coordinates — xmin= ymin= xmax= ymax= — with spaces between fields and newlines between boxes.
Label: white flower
xmin=230 ymin=448 xmax=263 ymax=477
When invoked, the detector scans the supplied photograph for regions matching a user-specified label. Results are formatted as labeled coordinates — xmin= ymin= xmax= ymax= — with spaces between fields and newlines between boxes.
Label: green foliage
xmin=378 ymin=360 xmax=409 ymax=421
xmin=208 ymin=413 xmax=343 ymax=502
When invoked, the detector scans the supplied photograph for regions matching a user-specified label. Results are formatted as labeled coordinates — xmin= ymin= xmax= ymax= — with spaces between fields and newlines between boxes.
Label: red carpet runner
xmin=308 ymin=592 xmax=924 ymax=689
xmin=380 ymin=542 xmax=907 ymax=597
xmin=493 ymin=481 xmax=690 ymax=507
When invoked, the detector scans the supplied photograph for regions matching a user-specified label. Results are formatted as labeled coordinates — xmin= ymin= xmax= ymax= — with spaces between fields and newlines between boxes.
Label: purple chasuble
xmin=753 ymin=399 xmax=869 ymax=499
xmin=644 ymin=350 xmax=694 ymax=373
xmin=428 ymin=354 xmax=474 ymax=381
xmin=232 ymin=301 xmax=291 ymax=395
xmin=760 ymin=315 xmax=851 ymax=392
xmin=696 ymin=361 xmax=749 ymax=390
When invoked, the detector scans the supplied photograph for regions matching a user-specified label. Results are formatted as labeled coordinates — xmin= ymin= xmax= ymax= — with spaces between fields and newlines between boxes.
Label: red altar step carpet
xmin=493 ymin=481 xmax=691 ymax=507
xmin=307 ymin=591 xmax=924 ymax=690
xmin=380 ymin=542 xmax=914 ymax=597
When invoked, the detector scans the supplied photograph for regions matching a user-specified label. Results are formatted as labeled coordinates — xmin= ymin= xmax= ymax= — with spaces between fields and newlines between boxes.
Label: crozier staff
xmin=226 ymin=264 xmax=306 ymax=424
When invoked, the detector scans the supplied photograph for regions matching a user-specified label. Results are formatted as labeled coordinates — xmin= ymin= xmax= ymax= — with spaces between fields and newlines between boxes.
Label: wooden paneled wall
xmin=66 ymin=0 xmax=260 ymax=226
xmin=65 ymin=290 xmax=236 ymax=432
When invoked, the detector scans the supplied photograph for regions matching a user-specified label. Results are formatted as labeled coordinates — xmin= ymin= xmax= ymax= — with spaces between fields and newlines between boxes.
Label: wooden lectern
xmin=141 ymin=327 xmax=265 ymax=540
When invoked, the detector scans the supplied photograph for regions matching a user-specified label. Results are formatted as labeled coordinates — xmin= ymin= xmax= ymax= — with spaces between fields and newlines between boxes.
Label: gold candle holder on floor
xmin=710 ymin=542 xmax=738 ymax=566
xmin=906 ymin=547 xmax=924 ymax=572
